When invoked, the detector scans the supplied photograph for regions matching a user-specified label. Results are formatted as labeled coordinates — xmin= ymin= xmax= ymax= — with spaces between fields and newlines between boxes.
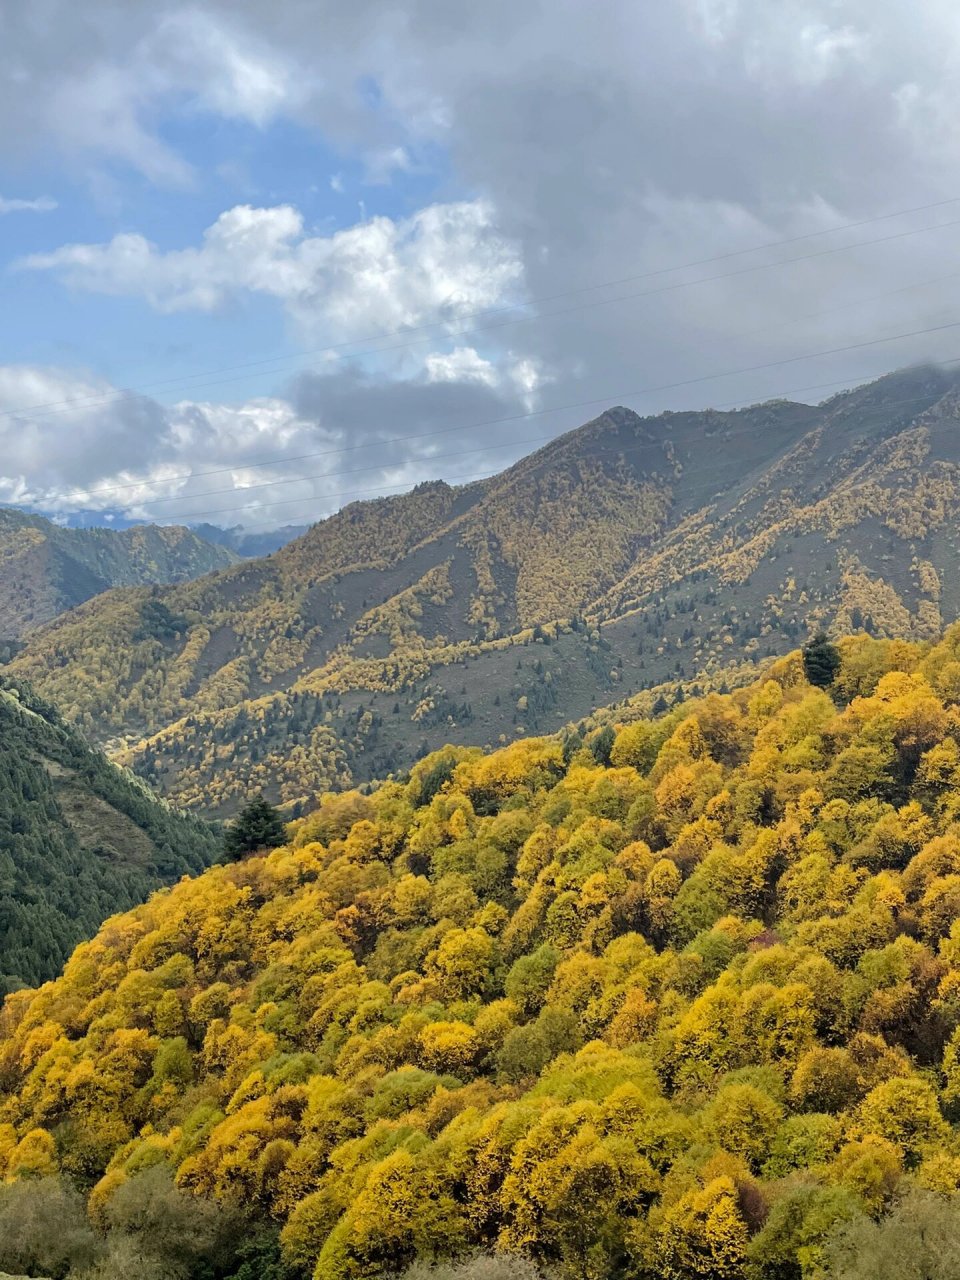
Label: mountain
xmin=25 ymin=509 xmax=307 ymax=558
xmin=0 ymin=507 xmax=238 ymax=641
xmin=9 ymin=364 xmax=960 ymax=815
xmin=190 ymin=521 xmax=310 ymax=558
xmin=2 ymin=633 xmax=960 ymax=1279
xmin=0 ymin=675 xmax=218 ymax=991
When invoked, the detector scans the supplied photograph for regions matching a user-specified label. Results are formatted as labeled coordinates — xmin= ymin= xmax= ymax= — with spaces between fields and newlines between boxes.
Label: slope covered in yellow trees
xmin=13 ymin=366 xmax=960 ymax=816
xmin=0 ymin=506 xmax=237 ymax=642
xmin=7 ymin=632 xmax=960 ymax=1276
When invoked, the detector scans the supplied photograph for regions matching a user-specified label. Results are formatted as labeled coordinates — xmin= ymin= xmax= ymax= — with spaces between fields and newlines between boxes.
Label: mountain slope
xmin=9 ymin=364 xmax=960 ymax=814
xmin=190 ymin=521 xmax=310 ymax=558
xmin=4 ymin=633 xmax=960 ymax=1279
xmin=0 ymin=507 xmax=238 ymax=640
xmin=0 ymin=676 xmax=218 ymax=990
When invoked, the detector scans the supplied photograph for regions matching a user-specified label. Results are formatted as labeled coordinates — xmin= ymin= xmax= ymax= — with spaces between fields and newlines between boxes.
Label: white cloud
xmin=423 ymin=346 xmax=549 ymax=412
xmin=0 ymin=364 xmax=167 ymax=501
xmin=0 ymin=366 xmax=319 ymax=518
xmin=363 ymin=145 xmax=412 ymax=185
xmin=46 ymin=62 xmax=195 ymax=187
xmin=151 ymin=9 xmax=303 ymax=126
xmin=0 ymin=195 xmax=57 ymax=214
xmin=509 ymin=356 xmax=550 ymax=410
xmin=20 ymin=199 xmax=524 ymax=341
xmin=0 ymin=357 xmax=540 ymax=529
xmin=425 ymin=346 xmax=499 ymax=385
xmin=15 ymin=7 xmax=311 ymax=186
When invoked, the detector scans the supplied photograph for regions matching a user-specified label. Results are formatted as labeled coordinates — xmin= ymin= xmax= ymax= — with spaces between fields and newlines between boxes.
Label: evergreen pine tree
xmin=223 ymin=796 xmax=286 ymax=860
xmin=803 ymin=632 xmax=841 ymax=688
xmin=589 ymin=725 xmax=616 ymax=766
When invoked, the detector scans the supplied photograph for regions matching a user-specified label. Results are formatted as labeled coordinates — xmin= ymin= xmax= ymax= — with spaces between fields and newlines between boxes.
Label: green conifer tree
xmin=802 ymin=632 xmax=841 ymax=688
xmin=223 ymin=796 xmax=286 ymax=860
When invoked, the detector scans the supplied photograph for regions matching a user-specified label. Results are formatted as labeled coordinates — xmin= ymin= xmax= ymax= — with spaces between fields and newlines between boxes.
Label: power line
xmin=35 ymin=256 xmax=960 ymax=514
xmin=106 ymin=368 xmax=960 ymax=527
xmin=41 ymin=311 xmax=960 ymax=521
xmin=7 ymin=194 xmax=960 ymax=427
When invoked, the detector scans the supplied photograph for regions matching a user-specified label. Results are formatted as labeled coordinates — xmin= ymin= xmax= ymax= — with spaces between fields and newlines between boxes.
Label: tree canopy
xmin=223 ymin=796 xmax=287 ymax=860
xmin=6 ymin=631 xmax=960 ymax=1277
xmin=802 ymin=632 xmax=842 ymax=689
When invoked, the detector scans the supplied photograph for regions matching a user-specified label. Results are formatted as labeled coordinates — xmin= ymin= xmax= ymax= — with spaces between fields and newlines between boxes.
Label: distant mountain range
xmin=0 ymin=507 xmax=241 ymax=641
xmin=8 ymin=365 xmax=960 ymax=815
xmin=188 ymin=521 xmax=310 ymax=558
xmin=0 ymin=506 xmax=309 ymax=636
xmin=0 ymin=676 xmax=217 ymax=991
xmin=29 ymin=505 xmax=309 ymax=555
xmin=28 ymin=506 xmax=307 ymax=546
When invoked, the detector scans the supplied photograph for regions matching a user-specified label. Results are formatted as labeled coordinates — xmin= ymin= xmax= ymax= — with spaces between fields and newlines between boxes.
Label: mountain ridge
xmin=0 ymin=507 xmax=239 ymax=640
xmin=9 ymin=364 xmax=960 ymax=814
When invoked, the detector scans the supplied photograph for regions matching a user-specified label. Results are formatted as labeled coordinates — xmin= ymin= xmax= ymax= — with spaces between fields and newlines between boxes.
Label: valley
xmin=0 ymin=508 xmax=237 ymax=642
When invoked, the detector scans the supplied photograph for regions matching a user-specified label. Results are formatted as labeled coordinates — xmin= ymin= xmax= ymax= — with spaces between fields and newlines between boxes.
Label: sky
xmin=4 ymin=0 xmax=960 ymax=529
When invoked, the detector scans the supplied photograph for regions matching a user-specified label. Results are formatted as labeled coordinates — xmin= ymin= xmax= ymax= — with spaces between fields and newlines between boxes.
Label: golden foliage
xmin=8 ymin=634 xmax=960 ymax=1274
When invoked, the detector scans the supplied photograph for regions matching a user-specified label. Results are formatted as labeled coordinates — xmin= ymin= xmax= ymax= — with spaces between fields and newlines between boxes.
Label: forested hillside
xmin=11 ymin=365 xmax=960 ymax=815
xmin=7 ymin=631 xmax=960 ymax=1277
xmin=0 ymin=677 xmax=218 ymax=991
xmin=0 ymin=508 xmax=237 ymax=641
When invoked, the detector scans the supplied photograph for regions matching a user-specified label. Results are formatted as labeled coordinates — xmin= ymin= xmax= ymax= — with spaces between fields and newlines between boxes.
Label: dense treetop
xmin=8 ymin=630 xmax=960 ymax=1276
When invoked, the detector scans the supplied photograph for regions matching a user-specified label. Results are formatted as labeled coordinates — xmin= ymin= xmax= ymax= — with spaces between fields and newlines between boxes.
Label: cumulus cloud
xmin=20 ymin=200 xmax=525 ymax=342
xmin=0 ymin=358 xmax=539 ymax=529
xmin=425 ymin=346 xmax=499 ymax=386
xmin=9 ymin=1 xmax=960 ymax=525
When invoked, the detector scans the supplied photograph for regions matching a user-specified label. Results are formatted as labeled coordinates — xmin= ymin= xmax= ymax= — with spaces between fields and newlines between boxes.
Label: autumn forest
xmin=5 ymin=628 xmax=960 ymax=1278
xmin=6 ymin=373 xmax=960 ymax=1278
xmin=12 ymin=0 xmax=960 ymax=1272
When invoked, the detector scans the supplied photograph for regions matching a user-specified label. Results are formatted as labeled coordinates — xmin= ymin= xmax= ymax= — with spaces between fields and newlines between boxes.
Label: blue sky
xmin=4 ymin=1 xmax=960 ymax=529
xmin=2 ymin=111 xmax=452 ymax=392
